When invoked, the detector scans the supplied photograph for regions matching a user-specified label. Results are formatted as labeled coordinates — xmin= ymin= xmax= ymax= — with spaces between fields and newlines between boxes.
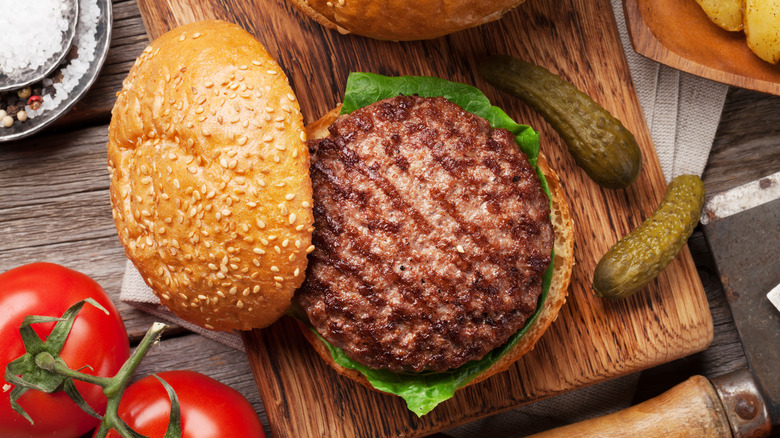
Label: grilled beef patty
xmin=296 ymin=95 xmax=553 ymax=372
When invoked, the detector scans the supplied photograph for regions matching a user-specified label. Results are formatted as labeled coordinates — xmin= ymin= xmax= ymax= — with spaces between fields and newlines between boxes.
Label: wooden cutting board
xmin=135 ymin=0 xmax=713 ymax=435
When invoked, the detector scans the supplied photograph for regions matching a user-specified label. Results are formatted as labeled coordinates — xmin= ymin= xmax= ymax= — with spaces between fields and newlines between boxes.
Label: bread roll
xmin=288 ymin=0 xmax=528 ymax=41
xmin=107 ymin=20 xmax=314 ymax=331
xmin=299 ymin=106 xmax=574 ymax=390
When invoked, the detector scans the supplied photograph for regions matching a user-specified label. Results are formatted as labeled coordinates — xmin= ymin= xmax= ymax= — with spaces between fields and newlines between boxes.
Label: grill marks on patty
xmin=296 ymin=95 xmax=553 ymax=372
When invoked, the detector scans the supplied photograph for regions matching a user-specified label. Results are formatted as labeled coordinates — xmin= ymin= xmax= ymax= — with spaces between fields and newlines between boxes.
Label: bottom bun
xmin=298 ymin=106 xmax=574 ymax=392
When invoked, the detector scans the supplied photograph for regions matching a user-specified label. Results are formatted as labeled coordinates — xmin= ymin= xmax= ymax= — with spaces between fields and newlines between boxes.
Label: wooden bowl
xmin=623 ymin=0 xmax=780 ymax=95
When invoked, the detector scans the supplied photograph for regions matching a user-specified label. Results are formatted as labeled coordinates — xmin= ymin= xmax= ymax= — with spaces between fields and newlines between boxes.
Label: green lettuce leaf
xmin=309 ymin=72 xmax=554 ymax=416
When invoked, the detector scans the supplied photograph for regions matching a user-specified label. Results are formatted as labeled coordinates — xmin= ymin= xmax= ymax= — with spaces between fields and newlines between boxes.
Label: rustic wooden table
xmin=0 ymin=0 xmax=778 ymax=436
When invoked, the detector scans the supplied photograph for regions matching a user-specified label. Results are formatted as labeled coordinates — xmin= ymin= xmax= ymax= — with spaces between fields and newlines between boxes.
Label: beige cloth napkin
xmin=120 ymin=0 xmax=728 ymax=432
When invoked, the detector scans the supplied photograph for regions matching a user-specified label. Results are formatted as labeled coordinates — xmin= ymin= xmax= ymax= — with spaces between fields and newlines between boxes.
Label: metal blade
xmin=768 ymin=283 xmax=780 ymax=314
xmin=702 ymin=172 xmax=780 ymax=424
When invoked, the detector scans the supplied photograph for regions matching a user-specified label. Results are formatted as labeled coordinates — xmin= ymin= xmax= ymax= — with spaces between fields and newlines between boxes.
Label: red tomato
xmin=0 ymin=263 xmax=130 ymax=438
xmin=102 ymin=370 xmax=265 ymax=438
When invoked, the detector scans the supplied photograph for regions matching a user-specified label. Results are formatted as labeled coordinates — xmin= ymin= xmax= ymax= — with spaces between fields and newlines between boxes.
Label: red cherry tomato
xmin=0 ymin=263 xmax=130 ymax=438
xmin=101 ymin=370 xmax=265 ymax=438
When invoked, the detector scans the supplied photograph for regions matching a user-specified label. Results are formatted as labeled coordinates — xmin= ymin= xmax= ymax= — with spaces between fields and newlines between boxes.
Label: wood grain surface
xmin=624 ymin=0 xmax=780 ymax=95
xmin=131 ymin=0 xmax=715 ymax=435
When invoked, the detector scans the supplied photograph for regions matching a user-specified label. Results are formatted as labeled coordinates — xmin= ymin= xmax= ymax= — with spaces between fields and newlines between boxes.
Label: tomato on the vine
xmin=102 ymin=370 xmax=265 ymax=438
xmin=0 ymin=262 xmax=130 ymax=438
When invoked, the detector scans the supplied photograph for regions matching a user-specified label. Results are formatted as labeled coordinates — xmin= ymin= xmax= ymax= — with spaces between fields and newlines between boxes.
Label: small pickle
xmin=479 ymin=55 xmax=642 ymax=189
xmin=592 ymin=174 xmax=705 ymax=299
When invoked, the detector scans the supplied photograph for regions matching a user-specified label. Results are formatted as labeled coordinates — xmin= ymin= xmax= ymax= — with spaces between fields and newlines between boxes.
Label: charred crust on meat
xmin=297 ymin=95 xmax=553 ymax=373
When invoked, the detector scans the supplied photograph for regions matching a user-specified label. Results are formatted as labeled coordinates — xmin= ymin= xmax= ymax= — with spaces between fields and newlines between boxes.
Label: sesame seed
xmin=202 ymin=129 xmax=211 ymax=137
xmin=270 ymin=266 xmax=280 ymax=272
xmin=179 ymin=34 xmax=186 ymax=41
xmin=285 ymin=193 xmax=295 ymax=201
xmin=242 ymin=288 xmax=250 ymax=296
xmin=198 ymin=294 xmax=208 ymax=300
xmin=274 ymin=246 xmax=281 ymax=254
xmin=253 ymin=285 xmax=261 ymax=293
xmin=286 ymin=93 xmax=296 ymax=101
xmin=268 ymin=235 xmax=277 ymax=241
xmin=205 ymin=81 xmax=213 ymax=88
xmin=237 ymin=300 xmax=244 ymax=309
xmin=306 ymin=245 xmax=315 ymax=253
xmin=252 ymin=60 xmax=262 ymax=66
xmin=289 ymin=254 xmax=296 ymax=262
xmin=275 ymin=144 xmax=286 ymax=151
xmin=295 ymin=224 xmax=305 ymax=231
xmin=293 ymin=268 xmax=300 ymax=277
xmin=289 ymin=213 xmax=297 ymax=224
xmin=179 ymin=293 xmax=188 ymax=300
xmin=273 ymin=276 xmax=284 ymax=282
xmin=247 ymin=202 xmax=257 ymax=208
xmin=217 ymin=290 xmax=226 ymax=298
xmin=260 ymin=238 xmax=269 ymax=246
xmin=301 ymin=201 xmax=310 ymax=208
xmin=229 ymin=287 xmax=238 ymax=295
xmin=253 ymin=247 xmax=265 ymax=255
xmin=273 ymin=155 xmax=281 ymax=163
xmin=457 ymin=245 xmax=465 ymax=253
xmin=266 ymin=70 xmax=277 ymax=75
xmin=256 ymin=219 xmax=266 ymax=228
xmin=252 ymin=259 xmax=260 ymax=266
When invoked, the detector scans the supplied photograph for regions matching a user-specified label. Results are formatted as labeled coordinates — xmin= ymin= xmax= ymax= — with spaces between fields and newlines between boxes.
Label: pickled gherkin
xmin=592 ymin=175 xmax=705 ymax=299
xmin=479 ymin=55 xmax=642 ymax=189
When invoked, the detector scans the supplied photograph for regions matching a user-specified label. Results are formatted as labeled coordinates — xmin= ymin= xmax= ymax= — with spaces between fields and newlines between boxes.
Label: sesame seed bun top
xmin=107 ymin=20 xmax=314 ymax=331
xmin=287 ymin=0 xmax=528 ymax=41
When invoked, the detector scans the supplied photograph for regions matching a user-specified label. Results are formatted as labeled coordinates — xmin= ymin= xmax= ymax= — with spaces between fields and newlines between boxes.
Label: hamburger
xmin=288 ymin=0 xmax=529 ymax=41
xmin=296 ymin=73 xmax=574 ymax=415
xmin=107 ymin=20 xmax=574 ymax=416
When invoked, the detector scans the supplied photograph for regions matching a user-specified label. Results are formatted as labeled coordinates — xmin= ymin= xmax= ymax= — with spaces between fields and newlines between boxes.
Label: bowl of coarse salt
xmin=0 ymin=0 xmax=112 ymax=142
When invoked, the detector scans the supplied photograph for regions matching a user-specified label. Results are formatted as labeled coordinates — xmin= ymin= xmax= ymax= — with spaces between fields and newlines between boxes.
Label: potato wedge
xmin=745 ymin=0 xmax=780 ymax=63
xmin=695 ymin=0 xmax=745 ymax=31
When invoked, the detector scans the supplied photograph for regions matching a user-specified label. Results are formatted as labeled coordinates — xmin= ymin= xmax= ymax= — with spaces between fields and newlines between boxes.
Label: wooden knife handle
xmin=525 ymin=375 xmax=732 ymax=438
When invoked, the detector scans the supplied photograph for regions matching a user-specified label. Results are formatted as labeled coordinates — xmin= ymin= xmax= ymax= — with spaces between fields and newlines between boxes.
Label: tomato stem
xmin=103 ymin=322 xmax=167 ymax=399
xmin=6 ymin=300 xmax=174 ymax=438
xmin=94 ymin=322 xmax=168 ymax=438
xmin=34 ymin=352 xmax=114 ymax=387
